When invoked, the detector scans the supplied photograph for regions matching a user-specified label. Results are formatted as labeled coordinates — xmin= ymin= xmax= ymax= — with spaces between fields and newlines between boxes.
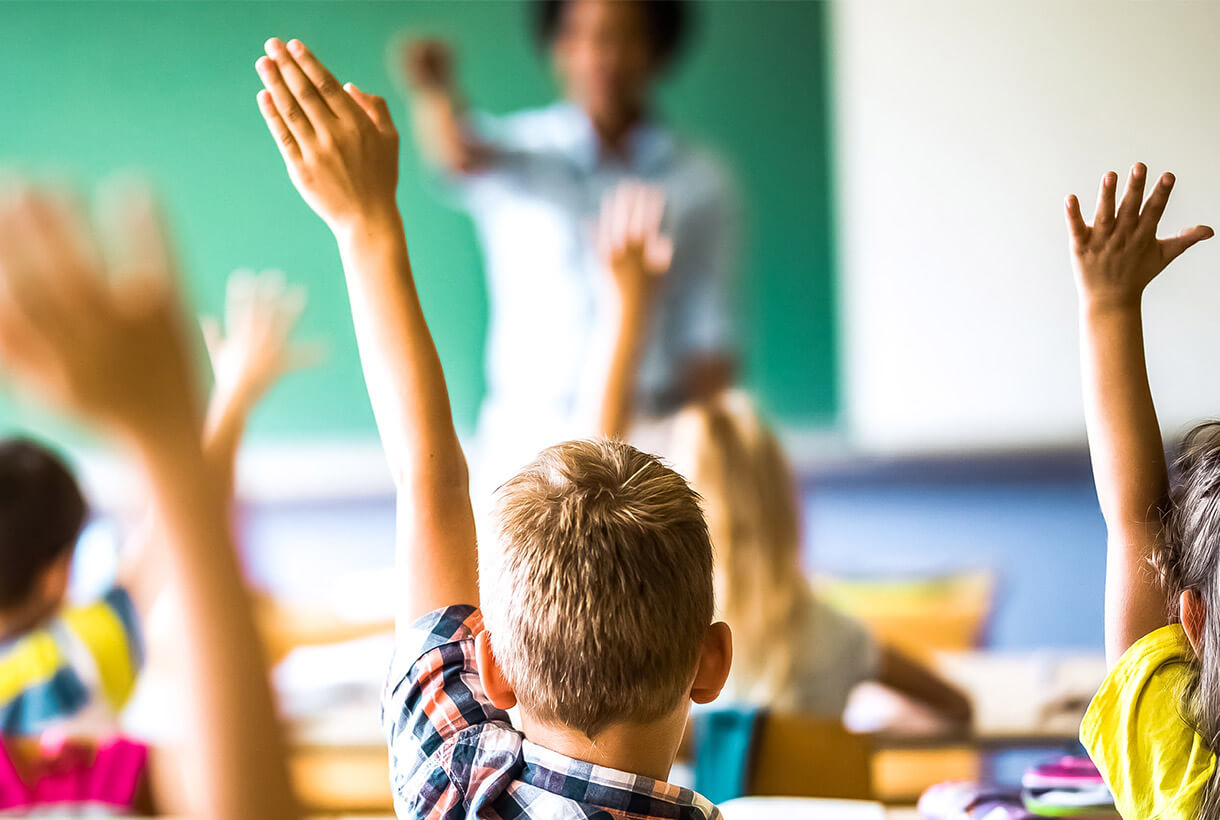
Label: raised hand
xmin=1068 ymin=164 xmax=1213 ymax=664
xmin=258 ymin=37 xmax=478 ymax=623
xmin=1066 ymin=163 xmax=1213 ymax=311
xmin=597 ymin=181 xmax=673 ymax=312
xmin=256 ymin=38 xmax=400 ymax=235
xmin=202 ymin=268 xmax=319 ymax=415
xmin=0 ymin=177 xmax=297 ymax=820
xmin=0 ymin=179 xmax=199 ymax=441
xmin=404 ymin=38 xmax=455 ymax=93
xmin=594 ymin=182 xmax=673 ymax=440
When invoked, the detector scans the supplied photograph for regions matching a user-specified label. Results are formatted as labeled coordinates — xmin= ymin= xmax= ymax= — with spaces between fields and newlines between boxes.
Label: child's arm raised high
xmin=0 ymin=181 xmax=298 ymax=820
xmin=1066 ymin=163 xmax=1213 ymax=664
xmin=595 ymin=181 xmax=672 ymax=440
xmin=255 ymin=37 xmax=477 ymax=626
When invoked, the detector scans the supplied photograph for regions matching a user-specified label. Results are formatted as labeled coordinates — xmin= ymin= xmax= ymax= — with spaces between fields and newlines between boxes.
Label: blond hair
xmin=670 ymin=392 xmax=809 ymax=709
xmin=485 ymin=438 xmax=713 ymax=737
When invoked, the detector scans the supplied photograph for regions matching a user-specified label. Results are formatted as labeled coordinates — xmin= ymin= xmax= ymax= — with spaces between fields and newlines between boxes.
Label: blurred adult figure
xmin=403 ymin=0 xmax=741 ymax=493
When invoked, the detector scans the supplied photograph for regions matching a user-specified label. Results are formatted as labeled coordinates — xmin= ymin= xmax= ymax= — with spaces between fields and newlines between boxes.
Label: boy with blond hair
xmin=254 ymin=36 xmax=732 ymax=818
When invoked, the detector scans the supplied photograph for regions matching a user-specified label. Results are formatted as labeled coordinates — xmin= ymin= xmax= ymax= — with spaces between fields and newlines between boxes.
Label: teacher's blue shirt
xmin=450 ymin=102 xmax=741 ymax=485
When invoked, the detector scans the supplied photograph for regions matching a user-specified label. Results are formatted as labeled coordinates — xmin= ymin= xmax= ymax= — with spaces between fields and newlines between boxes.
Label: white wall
xmin=833 ymin=0 xmax=1220 ymax=453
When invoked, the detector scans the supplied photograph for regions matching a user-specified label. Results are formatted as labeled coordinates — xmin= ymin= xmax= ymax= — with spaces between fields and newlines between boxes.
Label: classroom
xmin=0 ymin=1 xmax=1216 ymax=818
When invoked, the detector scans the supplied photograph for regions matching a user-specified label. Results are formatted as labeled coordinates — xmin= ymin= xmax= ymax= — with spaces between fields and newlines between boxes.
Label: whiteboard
xmin=832 ymin=0 xmax=1220 ymax=452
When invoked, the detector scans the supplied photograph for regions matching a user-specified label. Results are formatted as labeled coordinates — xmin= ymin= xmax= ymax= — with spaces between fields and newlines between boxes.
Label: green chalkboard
xmin=0 ymin=0 xmax=836 ymax=442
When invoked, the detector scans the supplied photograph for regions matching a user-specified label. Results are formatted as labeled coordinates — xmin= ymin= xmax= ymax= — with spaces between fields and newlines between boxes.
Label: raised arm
xmin=119 ymin=269 xmax=316 ymax=613
xmin=0 ymin=181 xmax=297 ymax=820
xmin=400 ymin=39 xmax=489 ymax=176
xmin=255 ymin=37 xmax=477 ymax=625
xmin=1066 ymin=163 xmax=1213 ymax=664
xmin=595 ymin=182 xmax=672 ymax=439
xmin=876 ymin=645 xmax=972 ymax=727
xmin=201 ymin=268 xmax=317 ymax=499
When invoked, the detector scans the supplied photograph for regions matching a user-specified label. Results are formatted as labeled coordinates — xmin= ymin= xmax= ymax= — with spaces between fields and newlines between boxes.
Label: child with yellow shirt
xmin=1066 ymin=163 xmax=1216 ymax=818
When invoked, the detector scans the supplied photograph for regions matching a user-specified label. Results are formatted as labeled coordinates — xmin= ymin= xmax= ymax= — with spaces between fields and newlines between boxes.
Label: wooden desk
xmin=848 ymin=649 xmax=1106 ymax=750
xmin=276 ymin=646 xmax=1108 ymax=812
xmin=714 ymin=799 xmax=923 ymax=818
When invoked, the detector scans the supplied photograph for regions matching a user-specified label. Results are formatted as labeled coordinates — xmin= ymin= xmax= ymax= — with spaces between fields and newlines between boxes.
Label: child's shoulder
xmin=1081 ymin=625 xmax=1214 ymax=820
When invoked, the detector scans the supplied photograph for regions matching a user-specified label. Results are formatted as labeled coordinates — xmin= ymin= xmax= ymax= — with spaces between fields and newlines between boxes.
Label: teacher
xmin=405 ymin=0 xmax=740 ymax=492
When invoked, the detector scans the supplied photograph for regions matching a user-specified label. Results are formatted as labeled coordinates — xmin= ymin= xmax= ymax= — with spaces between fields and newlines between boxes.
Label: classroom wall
xmin=833 ymin=0 xmax=1220 ymax=453
xmin=236 ymin=457 xmax=1108 ymax=651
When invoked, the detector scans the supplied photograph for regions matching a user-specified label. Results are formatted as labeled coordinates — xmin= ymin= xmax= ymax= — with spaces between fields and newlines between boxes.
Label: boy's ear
xmin=39 ymin=552 xmax=73 ymax=606
xmin=690 ymin=621 xmax=733 ymax=705
xmin=1182 ymin=589 xmax=1207 ymax=654
xmin=475 ymin=630 xmax=518 ymax=711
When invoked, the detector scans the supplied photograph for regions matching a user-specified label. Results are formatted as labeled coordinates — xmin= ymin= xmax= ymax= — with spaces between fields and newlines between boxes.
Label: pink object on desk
xmin=0 ymin=734 xmax=147 ymax=813
xmin=1021 ymin=756 xmax=1105 ymax=790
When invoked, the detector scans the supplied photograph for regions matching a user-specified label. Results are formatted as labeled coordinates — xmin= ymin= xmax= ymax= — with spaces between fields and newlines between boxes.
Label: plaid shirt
xmin=382 ymin=605 xmax=722 ymax=819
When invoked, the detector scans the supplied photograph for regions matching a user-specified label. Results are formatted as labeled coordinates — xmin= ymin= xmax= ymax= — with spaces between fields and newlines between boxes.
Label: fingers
xmin=0 ymin=185 xmax=64 ymax=331
xmin=200 ymin=316 xmax=223 ymax=363
xmin=1092 ymin=171 xmax=1117 ymax=237
xmin=1064 ymin=194 xmax=1089 ymax=249
xmin=596 ymin=190 xmax=615 ymax=258
xmin=97 ymin=177 xmax=178 ymax=309
xmin=639 ymin=186 xmax=665 ymax=241
xmin=264 ymin=38 xmax=334 ymax=127
xmin=257 ymin=89 xmax=302 ymax=164
xmin=221 ymin=268 xmax=307 ymax=345
xmin=256 ymin=55 xmax=314 ymax=145
xmin=0 ymin=182 xmax=73 ymax=374
xmin=274 ymin=281 xmax=307 ymax=331
xmin=1161 ymin=224 xmax=1215 ymax=265
xmin=609 ymin=183 xmax=632 ymax=253
xmin=224 ymin=267 xmax=257 ymax=333
xmin=285 ymin=39 xmax=357 ymax=118
xmin=1136 ymin=172 xmax=1175 ymax=239
xmin=344 ymin=82 xmax=394 ymax=132
xmin=32 ymin=188 xmax=106 ymax=304
xmin=644 ymin=234 xmax=674 ymax=275
xmin=625 ymin=183 xmax=649 ymax=241
xmin=1114 ymin=162 xmax=1147 ymax=231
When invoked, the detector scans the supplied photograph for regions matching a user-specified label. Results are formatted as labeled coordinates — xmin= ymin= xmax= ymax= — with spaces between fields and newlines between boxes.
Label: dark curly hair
xmin=0 ymin=438 xmax=87 ymax=610
xmin=533 ymin=0 xmax=693 ymax=67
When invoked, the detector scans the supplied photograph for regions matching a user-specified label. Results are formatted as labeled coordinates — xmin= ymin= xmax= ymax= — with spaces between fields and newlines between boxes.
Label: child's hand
xmin=1066 ymin=163 xmax=1213 ymax=312
xmin=256 ymin=38 xmax=400 ymax=236
xmin=597 ymin=182 xmax=673 ymax=314
xmin=0 ymin=179 xmax=200 ymax=443
xmin=202 ymin=269 xmax=319 ymax=416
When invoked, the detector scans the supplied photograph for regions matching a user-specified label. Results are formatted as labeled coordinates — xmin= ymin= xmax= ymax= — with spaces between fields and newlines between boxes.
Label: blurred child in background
xmin=0 ymin=439 xmax=135 ymax=737
xmin=597 ymin=179 xmax=971 ymax=726
xmin=668 ymin=395 xmax=971 ymax=724
xmin=0 ymin=267 xmax=309 ymax=746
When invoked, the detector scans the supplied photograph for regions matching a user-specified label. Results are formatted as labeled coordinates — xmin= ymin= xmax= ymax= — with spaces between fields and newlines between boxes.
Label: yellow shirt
xmin=0 ymin=587 xmax=142 ymax=735
xmin=1081 ymin=624 xmax=1216 ymax=819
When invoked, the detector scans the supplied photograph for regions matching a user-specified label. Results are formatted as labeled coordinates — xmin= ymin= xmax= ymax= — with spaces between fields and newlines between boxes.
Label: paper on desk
xmin=720 ymin=797 xmax=886 ymax=820
xmin=274 ymin=633 xmax=394 ymax=718
xmin=933 ymin=650 xmax=1107 ymax=736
